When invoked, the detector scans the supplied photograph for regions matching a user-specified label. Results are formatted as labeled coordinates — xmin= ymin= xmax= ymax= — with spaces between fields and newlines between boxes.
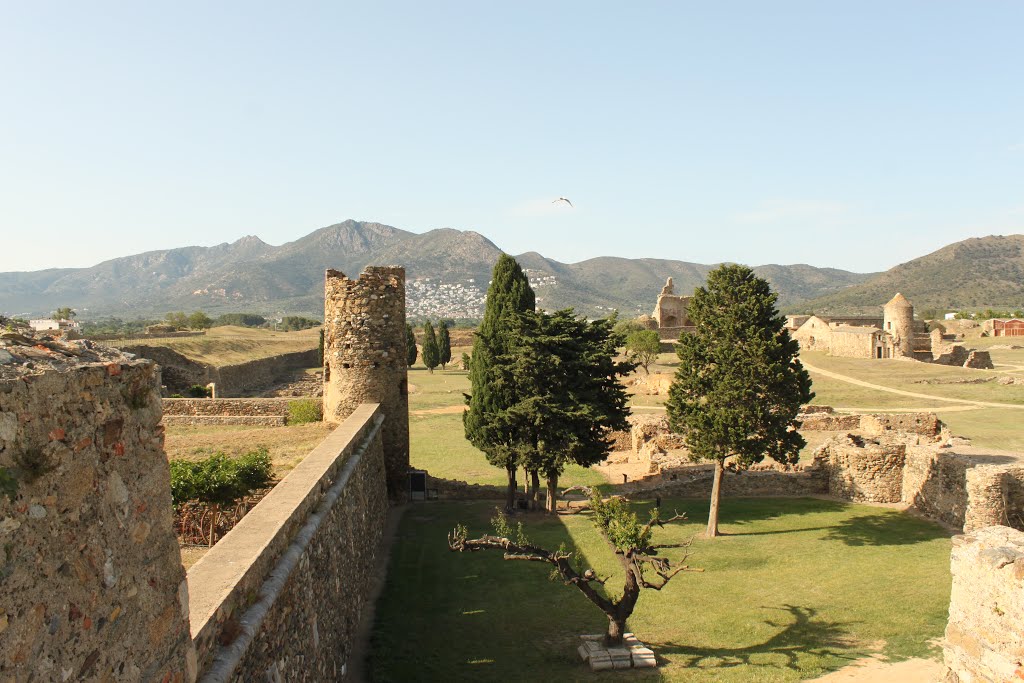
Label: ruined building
xmin=790 ymin=293 xmax=993 ymax=368
xmin=649 ymin=277 xmax=693 ymax=340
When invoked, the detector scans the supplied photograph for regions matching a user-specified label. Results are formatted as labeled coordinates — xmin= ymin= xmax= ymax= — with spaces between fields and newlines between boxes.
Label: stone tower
xmin=883 ymin=292 xmax=915 ymax=357
xmin=323 ymin=266 xmax=410 ymax=499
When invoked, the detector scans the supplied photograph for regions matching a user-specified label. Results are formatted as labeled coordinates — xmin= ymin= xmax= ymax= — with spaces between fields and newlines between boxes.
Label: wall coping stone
xmin=187 ymin=404 xmax=383 ymax=661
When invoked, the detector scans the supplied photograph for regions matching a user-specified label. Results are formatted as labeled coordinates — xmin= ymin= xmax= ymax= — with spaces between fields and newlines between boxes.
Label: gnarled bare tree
xmin=448 ymin=496 xmax=702 ymax=646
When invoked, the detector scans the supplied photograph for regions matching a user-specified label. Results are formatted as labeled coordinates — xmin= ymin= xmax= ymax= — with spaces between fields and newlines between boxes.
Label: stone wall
xmin=212 ymin=349 xmax=319 ymax=397
xmin=161 ymin=397 xmax=292 ymax=426
xmin=628 ymin=465 xmax=828 ymax=498
xmin=0 ymin=343 xmax=195 ymax=681
xmin=189 ymin=404 xmax=388 ymax=681
xmin=943 ymin=526 xmax=1024 ymax=682
xmin=964 ymin=465 xmax=1024 ymax=532
xmin=324 ymin=267 xmax=409 ymax=499
xmin=902 ymin=450 xmax=974 ymax=529
xmin=824 ymin=438 xmax=906 ymax=503
xmin=123 ymin=345 xmax=319 ymax=397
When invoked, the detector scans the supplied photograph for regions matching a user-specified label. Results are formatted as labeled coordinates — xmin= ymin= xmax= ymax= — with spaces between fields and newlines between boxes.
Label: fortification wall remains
xmin=824 ymin=438 xmax=906 ymax=503
xmin=122 ymin=344 xmax=209 ymax=392
xmin=161 ymin=397 xmax=292 ymax=426
xmin=324 ymin=267 xmax=409 ymax=499
xmin=0 ymin=346 xmax=195 ymax=681
xmin=901 ymin=450 xmax=974 ymax=529
xmin=943 ymin=526 xmax=1024 ymax=682
xmin=964 ymin=465 xmax=1024 ymax=531
xmin=212 ymin=349 xmax=319 ymax=397
xmin=188 ymin=404 xmax=387 ymax=682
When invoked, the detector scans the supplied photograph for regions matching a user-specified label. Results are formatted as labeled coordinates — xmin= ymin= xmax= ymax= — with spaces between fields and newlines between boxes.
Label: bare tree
xmin=448 ymin=497 xmax=702 ymax=646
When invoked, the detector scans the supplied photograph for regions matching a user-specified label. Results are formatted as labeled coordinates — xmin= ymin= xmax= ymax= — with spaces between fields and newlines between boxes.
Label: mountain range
xmin=0 ymin=220 xmax=1020 ymax=320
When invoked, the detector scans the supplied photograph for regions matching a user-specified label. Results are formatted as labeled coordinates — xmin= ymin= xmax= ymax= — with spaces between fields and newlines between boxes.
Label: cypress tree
xmin=438 ymin=322 xmax=451 ymax=370
xmin=422 ymin=321 xmax=440 ymax=373
xmin=464 ymin=254 xmax=536 ymax=511
xmin=406 ymin=323 xmax=418 ymax=368
xmin=666 ymin=264 xmax=813 ymax=537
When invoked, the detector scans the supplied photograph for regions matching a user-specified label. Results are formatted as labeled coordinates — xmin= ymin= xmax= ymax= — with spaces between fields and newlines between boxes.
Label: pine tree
xmin=438 ymin=322 xmax=451 ymax=370
xmin=422 ymin=321 xmax=440 ymax=373
xmin=464 ymin=254 xmax=536 ymax=511
xmin=666 ymin=264 xmax=813 ymax=537
xmin=406 ymin=323 xmax=418 ymax=368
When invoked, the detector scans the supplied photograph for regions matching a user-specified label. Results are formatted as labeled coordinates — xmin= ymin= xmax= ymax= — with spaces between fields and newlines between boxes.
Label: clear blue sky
xmin=2 ymin=2 xmax=1021 ymax=273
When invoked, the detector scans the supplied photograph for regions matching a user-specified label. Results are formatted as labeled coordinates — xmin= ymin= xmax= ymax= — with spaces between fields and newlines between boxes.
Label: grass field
xmin=369 ymin=498 xmax=951 ymax=682
xmin=125 ymin=325 xmax=319 ymax=365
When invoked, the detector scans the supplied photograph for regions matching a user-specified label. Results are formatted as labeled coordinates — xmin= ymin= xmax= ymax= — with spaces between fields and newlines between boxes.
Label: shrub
xmin=287 ymin=399 xmax=322 ymax=425
xmin=187 ymin=384 xmax=210 ymax=398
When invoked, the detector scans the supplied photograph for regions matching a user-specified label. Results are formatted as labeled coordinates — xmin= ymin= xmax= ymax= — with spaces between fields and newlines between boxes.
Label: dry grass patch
xmin=164 ymin=422 xmax=334 ymax=474
xmin=138 ymin=325 xmax=319 ymax=366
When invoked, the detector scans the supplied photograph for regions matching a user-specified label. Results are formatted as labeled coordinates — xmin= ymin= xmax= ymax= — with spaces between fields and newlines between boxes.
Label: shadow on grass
xmin=650 ymin=604 xmax=859 ymax=674
xmin=824 ymin=513 xmax=951 ymax=546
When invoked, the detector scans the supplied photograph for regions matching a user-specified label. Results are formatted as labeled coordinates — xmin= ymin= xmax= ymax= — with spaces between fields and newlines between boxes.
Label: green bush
xmin=186 ymin=384 xmax=210 ymax=398
xmin=287 ymin=399 xmax=322 ymax=425
xmin=169 ymin=448 xmax=273 ymax=508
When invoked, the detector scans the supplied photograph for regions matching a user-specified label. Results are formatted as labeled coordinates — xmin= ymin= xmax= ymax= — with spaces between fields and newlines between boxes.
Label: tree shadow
xmin=649 ymin=604 xmax=859 ymax=675
xmin=824 ymin=513 xmax=951 ymax=547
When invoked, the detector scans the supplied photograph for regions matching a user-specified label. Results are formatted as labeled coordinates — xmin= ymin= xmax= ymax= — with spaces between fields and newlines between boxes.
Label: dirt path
xmin=802 ymin=361 xmax=1024 ymax=410
xmin=807 ymin=656 xmax=943 ymax=682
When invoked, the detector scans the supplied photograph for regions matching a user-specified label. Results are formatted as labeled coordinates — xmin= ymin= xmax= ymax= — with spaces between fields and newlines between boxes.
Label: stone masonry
xmin=323 ymin=266 xmax=410 ymax=499
xmin=0 ymin=340 xmax=195 ymax=681
xmin=943 ymin=526 xmax=1024 ymax=682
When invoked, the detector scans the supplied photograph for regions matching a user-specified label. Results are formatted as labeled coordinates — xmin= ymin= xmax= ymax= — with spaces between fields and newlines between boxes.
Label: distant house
xmin=29 ymin=318 xmax=80 ymax=333
xmin=984 ymin=319 xmax=1024 ymax=337
xmin=944 ymin=312 xmax=957 ymax=320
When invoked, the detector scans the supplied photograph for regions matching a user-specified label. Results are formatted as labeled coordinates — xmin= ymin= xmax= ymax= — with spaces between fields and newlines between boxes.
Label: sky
xmin=1 ymin=2 xmax=1022 ymax=274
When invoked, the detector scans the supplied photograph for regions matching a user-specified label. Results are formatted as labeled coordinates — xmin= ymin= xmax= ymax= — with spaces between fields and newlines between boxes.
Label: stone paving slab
xmin=579 ymin=634 xmax=658 ymax=671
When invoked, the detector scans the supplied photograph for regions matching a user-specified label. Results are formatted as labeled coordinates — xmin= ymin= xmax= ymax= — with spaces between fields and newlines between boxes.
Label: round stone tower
xmin=883 ymin=292 xmax=915 ymax=357
xmin=323 ymin=266 xmax=409 ymax=499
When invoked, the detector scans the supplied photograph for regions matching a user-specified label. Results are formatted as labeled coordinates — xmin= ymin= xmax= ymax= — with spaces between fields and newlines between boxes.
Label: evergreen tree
xmin=464 ymin=254 xmax=536 ymax=511
xmin=438 ymin=322 xmax=452 ymax=370
xmin=666 ymin=264 xmax=813 ymax=537
xmin=497 ymin=310 xmax=633 ymax=512
xmin=422 ymin=321 xmax=440 ymax=373
xmin=406 ymin=323 xmax=418 ymax=367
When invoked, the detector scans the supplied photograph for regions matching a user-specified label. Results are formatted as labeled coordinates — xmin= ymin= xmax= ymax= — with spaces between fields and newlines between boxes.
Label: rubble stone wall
xmin=189 ymin=404 xmax=388 ymax=682
xmin=964 ymin=465 xmax=1024 ymax=532
xmin=943 ymin=526 xmax=1024 ymax=682
xmin=901 ymin=450 xmax=974 ymax=529
xmin=0 ymin=352 xmax=195 ymax=681
xmin=825 ymin=440 xmax=906 ymax=503
xmin=859 ymin=412 xmax=941 ymax=437
xmin=162 ymin=397 xmax=292 ymax=417
xmin=324 ymin=267 xmax=409 ymax=499
xmin=121 ymin=344 xmax=209 ymax=392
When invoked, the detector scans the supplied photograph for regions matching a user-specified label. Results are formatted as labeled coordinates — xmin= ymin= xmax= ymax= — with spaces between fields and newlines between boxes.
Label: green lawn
xmin=369 ymin=498 xmax=951 ymax=682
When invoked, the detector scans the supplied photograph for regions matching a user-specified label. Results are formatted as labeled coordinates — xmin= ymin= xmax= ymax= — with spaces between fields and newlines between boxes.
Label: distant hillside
xmin=0 ymin=219 xmax=880 ymax=320
xmin=793 ymin=235 xmax=1024 ymax=315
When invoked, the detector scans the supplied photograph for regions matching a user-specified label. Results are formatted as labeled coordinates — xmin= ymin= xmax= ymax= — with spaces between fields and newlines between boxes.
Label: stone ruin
xmin=323 ymin=266 xmax=410 ymax=499
xmin=0 ymin=337 xmax=195 ymax=681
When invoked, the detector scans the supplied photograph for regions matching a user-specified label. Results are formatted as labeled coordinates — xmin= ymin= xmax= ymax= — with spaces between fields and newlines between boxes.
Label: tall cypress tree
xmin=497 ymin=309 xmax=633 ymax=512
xmin=422 ymin=320 xmax=440 ymax=373
xmin=666 ymin=264 xmax=813 ymax=537
xmin=438 ymin=322 xmax=451 ymax=370
xmin=405 ymin=323 xmax=418 ymax=368
xmin=464 ymin=254 xmax=536 ymax=511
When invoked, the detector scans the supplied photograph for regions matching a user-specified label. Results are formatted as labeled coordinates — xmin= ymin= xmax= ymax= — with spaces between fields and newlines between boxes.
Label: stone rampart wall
xmin=122 ymin=344 xmax=210 ymax=392
xmin=162 ymin=398 xmax=292 ymax=417
xmin=162 ymin=415 xmax=286 ymax=427
xmin=188 ymin=404 xmax=387 ymax=682
xmin=629 ymin=465 xmax=828 ymax=499
xmin=943 ymin=526 xmax=1024 ymax=682
xmin=212 ymin=349 xmax=319 ymax=397
xmin=0 ymin=351 xmax=195 ymax=681
xmin=826 ymin=440 xmax=906 ymax=503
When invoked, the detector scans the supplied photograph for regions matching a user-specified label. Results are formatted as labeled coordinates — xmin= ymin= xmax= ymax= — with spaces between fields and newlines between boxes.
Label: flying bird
xmin=552 ymin=197 xmax=573 ymax=207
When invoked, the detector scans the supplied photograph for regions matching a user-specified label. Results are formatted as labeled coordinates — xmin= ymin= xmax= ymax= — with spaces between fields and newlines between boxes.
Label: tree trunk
xmin=505 ymin=464 xmax=517 ymax=512
xmin=707 ymin=459 xmax=724 ymax=538
xmin=530 ymin=470 xmax=541 ymax=511
xmin=545 ymin=473 xmax=559 ymax=513
xmin=605 ymin=616 xmax=627 ymax=646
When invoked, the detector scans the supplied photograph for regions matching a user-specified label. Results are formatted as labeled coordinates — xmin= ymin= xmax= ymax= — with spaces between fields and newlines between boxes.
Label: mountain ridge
xmin=1 ymin=221 xmax=1016 ymax=320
